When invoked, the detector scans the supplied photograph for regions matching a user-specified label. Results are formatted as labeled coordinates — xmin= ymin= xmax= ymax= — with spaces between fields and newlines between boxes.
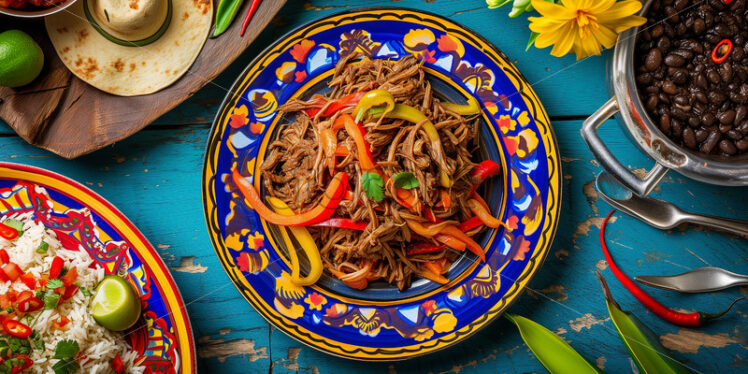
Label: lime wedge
xmin=91 ymin=275 xmax=141 ymax=331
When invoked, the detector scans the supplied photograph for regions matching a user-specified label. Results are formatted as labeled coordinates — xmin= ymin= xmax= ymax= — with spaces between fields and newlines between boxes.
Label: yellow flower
xmin=528 ymin=0 xmax=646 ymax=60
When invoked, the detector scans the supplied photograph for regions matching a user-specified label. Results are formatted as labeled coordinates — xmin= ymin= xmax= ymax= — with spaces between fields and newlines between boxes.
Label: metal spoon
xmin=595 ymin=171 xmax=748 ymax=236
xmin=635 ymin=267 xmax=748 ymax=293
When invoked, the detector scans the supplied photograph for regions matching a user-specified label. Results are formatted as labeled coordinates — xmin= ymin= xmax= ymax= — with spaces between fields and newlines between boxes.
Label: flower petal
xmin=588 ymin=0 xmax=616 ymax=13
xmin=531 ymin=0 xmax=576 ymax=19
xmin=528 ymin=17 xmax=568 ymax=34
xmin=549 ymin=23 xmax=577 ymax=57
xmin=591 ymin=24 xmax=619 ymax=49
xmin=597 ymin=0 xmax=644 ymax=24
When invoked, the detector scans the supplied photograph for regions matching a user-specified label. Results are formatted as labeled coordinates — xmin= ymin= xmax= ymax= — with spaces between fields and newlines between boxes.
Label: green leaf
xmin=595 ymin=272 xmax=692 ymax=374
xmin=47 ymin=279 xmax=64 ymax=289
xmin=505 ymin=313 xmax=604 ymax=374
xmin=43 ymin=291 xmax=61 ymax=310
xmin=52 ymin=358 xmax=78 ymax=374
xmin=392 ymin=172 xmax=420 ymax=189
xmin=361 ymin=172 xmax=385 ymax=202
xmin=53 ymin=340 xmax=79 ymax=360
xmin=526 ymin=31 xmax=539 ymax=51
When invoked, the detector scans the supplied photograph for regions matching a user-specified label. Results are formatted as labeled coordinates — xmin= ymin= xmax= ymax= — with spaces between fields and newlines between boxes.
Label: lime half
xmin=91 ymin=275 xmax=142 ymax=331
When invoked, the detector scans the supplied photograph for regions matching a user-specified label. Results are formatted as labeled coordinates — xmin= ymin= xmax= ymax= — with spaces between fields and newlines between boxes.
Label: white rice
xmin=0 ymin=214 xmax=144 ymax=374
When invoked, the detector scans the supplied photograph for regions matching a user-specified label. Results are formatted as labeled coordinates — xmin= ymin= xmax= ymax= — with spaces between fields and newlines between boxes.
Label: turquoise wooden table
xmin=1 ymin=1 xmax=746 ymax=372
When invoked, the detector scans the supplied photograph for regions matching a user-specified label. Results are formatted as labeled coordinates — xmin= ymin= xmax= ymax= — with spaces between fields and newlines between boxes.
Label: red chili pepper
xmin=0 ymin=249 xmax=9 ymax=265
xmin=0 ymin=223 xmax=18 ymax=240
xmin=406 ymin=242 xmax=447 ymax=256
xmin=2 ymin=319 xmax=32 ymax=338
xmin=110 ymin=354 xmax=125 ymax=374
xmin=312 ymin=218 xmax=369 ymax=231
xmin=601 ymin=210 xmax=745 ymax=326
xmin=1 ymin=263 xmax=22 ymax=282
xmin=711 ymin=39 xmax=733 ymax=64
xmin=9 ymin=355 xmax=32 ymax=374
xmin=471 ymin=160 xmax=501 ymax=192
xmin=0 ymin=268 xmax=9 ymax=283
xmin=62 ymin=285 xmax=79 ymax=301
xmin=49 ymin=256 xmax=64 ymax=279
xmin=17 ymin=296 xmax=43 ymax=313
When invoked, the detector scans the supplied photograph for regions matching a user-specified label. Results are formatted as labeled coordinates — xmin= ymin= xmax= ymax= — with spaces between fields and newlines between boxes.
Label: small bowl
xmin=0 ymin=0 xmax=77 ymax=18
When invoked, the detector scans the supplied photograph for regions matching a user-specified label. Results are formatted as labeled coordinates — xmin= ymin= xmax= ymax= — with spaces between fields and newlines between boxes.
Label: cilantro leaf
xmin=361 ymin=172 xmax=385 ymax=202
xmin=53 ymin=339 xmax=79 ymax=359
xmin=34 ymin=339 xmax=44 ymax=350
xmin=52 ymin=358 xmax=78 ymax=374
xmin=43 ymin=291 xmax=61 ymax=310
xmin=47 ymin=279 xmax=64 ymax=289
xmin=392 ymin=172 xmax=420 ymax=189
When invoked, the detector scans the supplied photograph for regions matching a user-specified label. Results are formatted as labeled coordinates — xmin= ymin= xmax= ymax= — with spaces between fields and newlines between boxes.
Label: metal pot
xmin=581 ymin=0 xmax=748 ymax=197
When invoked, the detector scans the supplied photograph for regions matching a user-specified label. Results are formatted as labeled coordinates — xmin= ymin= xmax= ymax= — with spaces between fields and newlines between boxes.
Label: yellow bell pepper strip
xmin=373 ymin=104 xmax=453 ymax=187
xmin=466 ymin=199 xmax=503 ymax=228
xmin=419 ymin=262 xmax=449 ymax=284
xmin=434 ymin=234 xmax=466 ymax=252
xmin=231 ymin=168 xmax=349 ymax=226
xmin=320 ymin=128 xmax=338 ymax=176
xmin=405 ymin=220 xmax=454 ymax=238
xmin=440 ymin=97 xmax=481 ymax=115
xmin=267 ymin=197 xmax=323 ymax=286
xmin=352 ymin=89 xmax=395 ymax=123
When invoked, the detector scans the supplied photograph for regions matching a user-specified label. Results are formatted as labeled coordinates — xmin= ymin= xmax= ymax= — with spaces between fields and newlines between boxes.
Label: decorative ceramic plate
xmin=0 ymin=162 xmax=196 ymax=373
xmin=203 ymin=8 xmax=561 ymax=360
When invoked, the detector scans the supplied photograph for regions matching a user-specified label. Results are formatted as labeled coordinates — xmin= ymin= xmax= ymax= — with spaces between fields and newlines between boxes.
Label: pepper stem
xmin=699 ymin=297 xmax=747 ymax=321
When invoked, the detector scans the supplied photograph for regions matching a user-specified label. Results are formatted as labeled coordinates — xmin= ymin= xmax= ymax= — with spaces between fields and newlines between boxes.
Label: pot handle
xmin=581 ymin=98 xmax=668 ymax=197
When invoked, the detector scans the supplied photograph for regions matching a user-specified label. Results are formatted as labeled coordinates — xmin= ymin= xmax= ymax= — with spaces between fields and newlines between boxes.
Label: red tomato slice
xmin=1 ymin=263 xmax=22 ymax=282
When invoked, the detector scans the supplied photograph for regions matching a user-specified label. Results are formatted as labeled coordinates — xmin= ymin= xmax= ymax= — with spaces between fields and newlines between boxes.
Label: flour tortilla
xmin=45 ymin=0 xmax=212 ymax=96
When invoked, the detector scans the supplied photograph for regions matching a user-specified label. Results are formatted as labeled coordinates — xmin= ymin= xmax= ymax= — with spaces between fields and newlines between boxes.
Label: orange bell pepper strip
xmin=231 ymin=168 xmax=349 ymax=226
xmin=320 ymin=129 xmax=338 ymax=176
xmin=328 ymin=268 xmax=368 ymax=290
xmin=339 ymin=114 xmax=381 ymax=175
xmin=434 ymin=234 xmax=466 ymax=251
xmin=419 ymin=268 xmax=449 ymax=284
xmin=439 ymin=225 xmax=485 ymax=262
xmin=466 ymin=199 xmax=503 ymax=228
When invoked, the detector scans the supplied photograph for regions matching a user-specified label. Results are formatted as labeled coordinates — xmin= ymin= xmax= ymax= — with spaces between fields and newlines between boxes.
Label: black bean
xmin=707 ymin=70 xmax=721 ymax=84
xmin=694 ymin=73 xmax=708 ymax=89
xmin=702 ymin=113 xmax=717 ymax=126
xmin=708 ymin=91 xmax=727 ymax=104
xmin=737 ymin=139 xmax=748 ymax=151
xmin=719 ymin=63 xmax=733 ymax=83
xmin=693 ymin=18 xmax=706 ymax=34
xmin=656 ymin=36 xmax=671 ymax=51
xmin=695 ymin=128 xmax=709 ymax=142
xmin=719 ymin=139 xmax=737 ymax=154
xmin=718 ymin=110 xmax=736 ymax=125
xmin=738 ymin=120 xmax=748 ymax=133
xmin=665 ymin=6 xmax=679 ymax=23
xmin=672 ymin=71 xmax=688 ymax=84
xmin=651 ymin=24 xmax=664 ymax=38
xmin=694 ymin=91 xmax=708 ymax=103
xmin=727 ymin=130 xmax=743 ymax=140
xmin=688 ymin=116 xmax=701 ymax=128
xmin=637 ymin=73 xmax=653 ymax=85
xmin=662 ymin=80 xmax=678 ymax=94
xmin=660 ymin=113 xmax=672 ymax=134
xmin=735 ymin=106 xmax=747 ymax=124
xmin=645 ymin=48 xmax=663 ymax=71
xmin=665 ymin=54 xmax=686 ymax=67
xmin=701 ymin=131 xmax=721 ymax=153
xmin=683 ymin=127 xmax=697 ymax=148
xmin=646 ymin=95 xmax=659 ymax=111
xmin=674 ymin=95 xmax=690 ymax=106
xmin=719 ymin=123 xmax=732 ymax=133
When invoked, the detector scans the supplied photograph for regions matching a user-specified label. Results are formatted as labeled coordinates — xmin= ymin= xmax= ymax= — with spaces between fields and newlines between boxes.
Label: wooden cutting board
xmin=0 ymin=0 xmax=286 ymax=159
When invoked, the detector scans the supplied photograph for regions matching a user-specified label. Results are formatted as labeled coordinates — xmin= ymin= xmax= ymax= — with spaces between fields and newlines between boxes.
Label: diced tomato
xmin=1 ymin=263 xmax=22 ymax=282
xmin=2 ymin=319 xmax=32 ymax=338
xmin=49 ymin=256 xmax=64 ymax=279
xmin=62 ymin=285 xmax=78 ymax=300
xmin=19 ymin=273 xmax=36 ymax=290
xmin=0 ymin=269 xmax=9 ymax=283
xmin=17 ymin=296 xmax=43 ymax=313
xmin=6 ymin=289 xmax=17 ymax=302
xmin=38 ymin=274 xmax=48 ymax=288
xmin=0 ymin=249 xmax=9 ymax=265
xmin=110 ymin=354 xmax=125 ymax=374
xmin=60 ymin=267 xmax=77 ymax=287
xmin=53 ymin=316 xmax=69 ymax=330
xmin=0 ymin=295 xmax=9 ymax=309
xmin=9 ymin=354 xmax=33 ymax=374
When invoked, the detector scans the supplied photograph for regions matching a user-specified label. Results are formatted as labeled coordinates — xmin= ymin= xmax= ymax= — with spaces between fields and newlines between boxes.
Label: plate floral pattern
xmin=203 ymin=8 xmax=561 ymax=360
xmin=0 ymin=163 xmax=195 ymax=373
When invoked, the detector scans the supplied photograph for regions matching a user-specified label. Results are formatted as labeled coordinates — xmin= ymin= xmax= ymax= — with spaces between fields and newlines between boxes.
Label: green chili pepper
xmin=505 ymin=313 xmax=604 ymax=374
xmin=595 ymin=272 xmax=692 ymax=374
xmin=212 ymin=0 xmax=246 ymax=38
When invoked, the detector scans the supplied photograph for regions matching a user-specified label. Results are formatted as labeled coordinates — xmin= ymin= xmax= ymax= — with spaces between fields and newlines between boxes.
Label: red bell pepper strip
xmin=458 ymin=216 xmax=484 ymax=232
xmin=406 ymin=242 xmax=446 ymax=256
xmin=471 ymin=160 xmax=501 ymax=192
xmin=111 ymin=355 xmax=125 ymax=374
xmin=49 ymin=256 xmax=64 ymax=279
xmin=2 ymin=319 xmax=32 ymax=338
xmin=0 ymin=249 xmax=9 ymax=265
xmin=312 ymin=218 xmax=369 ymax=231
xmin=2 ymin=263 xmax=22 ymax=282
xmin=434 ymin=234 xmax=467 ymax=251
xmin=0 ymin=270 xmax=9 ymax=283
xmin=306 ymin=92 xmax=366 ymax=118
xmin=0 ymin=223 xmax=18 ymax=240
xmin=232 ymin=168 xmax=349 ymax=226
